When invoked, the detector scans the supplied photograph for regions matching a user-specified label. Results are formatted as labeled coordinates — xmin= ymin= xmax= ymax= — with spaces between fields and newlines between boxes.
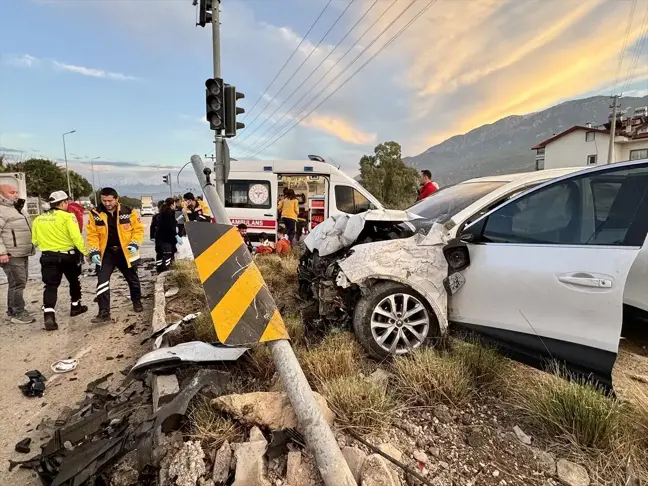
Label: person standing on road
xmin=87 ymin=187 xmax=144 ymax=323
xmin=67 ymin=197 xmax=85 ymax=233
xmin=418 ymin=170 xmax=439 ymax=201
xmin=277 ymin=189 xmax=298 ymax=243
xmin=150 ymin=200 xmax=164 ymax=241
xmin=0 ymin=183 xmax=35 ymax=324
xmin=32 ymin=191 xmax=88 ymax=331
xmin=154 ymin=198 xmax=182 ymax=273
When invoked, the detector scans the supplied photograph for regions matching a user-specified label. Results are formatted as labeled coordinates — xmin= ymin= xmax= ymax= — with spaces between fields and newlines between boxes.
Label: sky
xmin=1 ymin=0 xmax=648 ymax=186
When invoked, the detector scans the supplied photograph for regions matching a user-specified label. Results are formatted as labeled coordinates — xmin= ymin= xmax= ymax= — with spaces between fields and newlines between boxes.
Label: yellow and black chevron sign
xmin=185 ymin=221 xmax=289 ymax=345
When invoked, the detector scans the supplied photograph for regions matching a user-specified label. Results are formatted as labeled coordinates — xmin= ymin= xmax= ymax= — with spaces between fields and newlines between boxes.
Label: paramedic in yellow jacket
xmin=183 ymin=192 xmax=212 ymax=222
xmin=87 ymin=187 xmax=145 ymax=323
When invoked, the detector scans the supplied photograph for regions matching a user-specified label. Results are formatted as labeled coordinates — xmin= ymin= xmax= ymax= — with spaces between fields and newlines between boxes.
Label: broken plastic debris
xmin=18 ymin=370 xmax=46 ymax=397
xmin=140 ymin=312 xmax=202 ymax=349
xmin=15 ymin=438 xmax=31 ymax=453
xmin=130 ymin=341 xmax=248 ymax=374
xmin=164 ymin=286 xmax=180 ymax=298
xmin=51 ymin=359 xmax=79 ymax=374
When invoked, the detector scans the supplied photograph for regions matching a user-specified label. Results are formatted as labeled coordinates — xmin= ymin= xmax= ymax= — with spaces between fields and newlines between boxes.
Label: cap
xmin=49 ymin=190 xmax=69 ymax=204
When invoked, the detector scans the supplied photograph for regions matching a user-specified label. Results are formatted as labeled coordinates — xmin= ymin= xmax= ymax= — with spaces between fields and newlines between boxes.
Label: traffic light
xmin=205 ymin=78 xmax=225 ymax=131
xmin=197 ymin=0 xmax=213 ymax=27
xmin=162 ymin=174 xmax=169 ymax=185
xmin=224 ymin=85 xmax=245 ymax=138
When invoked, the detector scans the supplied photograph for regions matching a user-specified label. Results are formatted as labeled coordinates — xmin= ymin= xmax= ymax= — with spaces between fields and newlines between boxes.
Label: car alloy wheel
xmin=370 ymin=292 xmax=430 ymax=355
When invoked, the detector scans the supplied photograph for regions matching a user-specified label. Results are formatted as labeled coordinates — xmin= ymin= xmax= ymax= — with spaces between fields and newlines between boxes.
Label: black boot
xmin=133 ymin=300 xmax=144 ymax=313
xmin=44 ymin=313 xmax=58 ymax=331
xmin=70 ymin=303 xmax=88 ymax=317
xmin=91 ymin=310 xmax=111 ymax=324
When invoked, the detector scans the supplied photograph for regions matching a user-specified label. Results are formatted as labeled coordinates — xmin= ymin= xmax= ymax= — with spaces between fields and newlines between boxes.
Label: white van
xmin=224 ymin=158 xmax=382 ymax=242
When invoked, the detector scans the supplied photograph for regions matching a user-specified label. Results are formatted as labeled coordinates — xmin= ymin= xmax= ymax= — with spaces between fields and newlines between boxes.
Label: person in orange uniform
xmin=86 ymin=187 xmax=144 ymax=323
xmin=275 ymin=227 xmax=291 ymax=255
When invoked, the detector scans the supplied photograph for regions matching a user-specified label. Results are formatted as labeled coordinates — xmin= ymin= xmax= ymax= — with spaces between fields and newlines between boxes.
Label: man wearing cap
xmin=32 ymin=191 xmax=89 ymax=331
xmin=87 ymin=187 xmax=144 ymax=323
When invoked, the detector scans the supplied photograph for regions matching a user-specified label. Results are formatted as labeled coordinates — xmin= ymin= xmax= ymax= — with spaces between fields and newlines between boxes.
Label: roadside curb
xmin=150 ymin=272 xmax=180 ymax=411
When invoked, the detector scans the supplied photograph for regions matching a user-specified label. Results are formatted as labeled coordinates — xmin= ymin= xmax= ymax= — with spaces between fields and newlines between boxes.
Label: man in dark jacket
xmin=0 ymin=183 xmax=35 ymax=323
xmin=150 ymin=201 xmax=164 ymax=241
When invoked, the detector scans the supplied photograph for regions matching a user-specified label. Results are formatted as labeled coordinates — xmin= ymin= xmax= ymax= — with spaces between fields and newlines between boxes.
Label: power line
xmin=234 ymin=0 xmax=379 ymax=148
xmin=236 ymin=0 xmax=357 ymax=145
xmin=247 ymin=0 xmax=438 ymax=159
xmin=241 ymin=0 xmax=333 ymax=122
xmin=236 ymin=0 xmax=409 ymax=158
xmin=612 ymin=0 xmax=637 ymax=95
xmin=622 ymin=0 xmax=648 ymax=93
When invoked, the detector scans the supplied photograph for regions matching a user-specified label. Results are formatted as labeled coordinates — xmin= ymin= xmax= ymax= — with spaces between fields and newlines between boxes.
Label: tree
xmin=0 ymin=158 xmax=94 ymax=200
xmin=93 ymin=191 xmax=141 ymax=209
xmin=69 ymin=171 xmax=93 ymax=198
xmin=358 ymin=141 xmax=419 ymax=209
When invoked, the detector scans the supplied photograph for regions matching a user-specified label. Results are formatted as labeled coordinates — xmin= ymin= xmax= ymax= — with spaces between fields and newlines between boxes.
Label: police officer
xmin=87 ymin=187 xmax=144 ymax=323
xmin=31 ymin=191 xmax=88 ymax=331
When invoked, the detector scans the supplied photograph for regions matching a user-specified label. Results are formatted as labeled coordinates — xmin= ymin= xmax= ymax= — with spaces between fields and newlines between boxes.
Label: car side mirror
xmin=443 ymin=238 xmax=470 ymax=272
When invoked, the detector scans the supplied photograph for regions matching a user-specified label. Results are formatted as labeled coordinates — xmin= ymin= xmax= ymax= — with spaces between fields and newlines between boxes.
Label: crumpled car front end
xmin=298 ymin=210 xmax=452 ymax=358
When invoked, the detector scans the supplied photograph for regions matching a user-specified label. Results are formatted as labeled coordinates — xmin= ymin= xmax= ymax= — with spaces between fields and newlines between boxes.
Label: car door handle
xmin=264 ymin=213 xmax=273 ymax=217
xmin=558 ymin=274 xmax=612 ymax=288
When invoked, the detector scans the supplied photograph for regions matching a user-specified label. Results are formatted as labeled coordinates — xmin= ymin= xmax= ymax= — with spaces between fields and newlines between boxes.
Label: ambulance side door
xmin=225 ymin=173 xmax=278 ymax=238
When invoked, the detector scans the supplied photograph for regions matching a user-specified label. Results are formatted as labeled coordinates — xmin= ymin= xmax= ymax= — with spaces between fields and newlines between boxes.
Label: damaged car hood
xmin=337 ymin=223 xmax=451 ymax=330
xmin=305 ymin=209 xmax=422 ymax=257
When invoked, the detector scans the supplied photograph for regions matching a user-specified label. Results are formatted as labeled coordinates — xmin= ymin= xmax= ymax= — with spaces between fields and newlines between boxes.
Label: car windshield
xmin=408 ymin=181 xmax=508 ymax=223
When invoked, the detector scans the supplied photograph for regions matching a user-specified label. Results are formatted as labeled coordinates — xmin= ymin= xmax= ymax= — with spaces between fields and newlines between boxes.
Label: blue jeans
xmin=1 ymin=256 xmax=29 ymax=316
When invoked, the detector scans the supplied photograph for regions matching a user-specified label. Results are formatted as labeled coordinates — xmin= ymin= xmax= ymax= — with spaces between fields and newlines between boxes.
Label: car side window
xmin=482 ymin=165 xmax=648 ymax=246
xmin=335 ymin=186 xmax=372 ymax=214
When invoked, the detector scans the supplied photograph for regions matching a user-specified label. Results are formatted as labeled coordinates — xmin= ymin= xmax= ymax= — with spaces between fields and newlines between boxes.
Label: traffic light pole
xmin=211 ymin=1 xmax=226 ymax=204
xmin=189 ymin=155 xmax=356 ymax=486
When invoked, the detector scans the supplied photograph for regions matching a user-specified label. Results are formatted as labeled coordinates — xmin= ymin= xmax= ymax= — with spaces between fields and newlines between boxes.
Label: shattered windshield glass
xmin=408 ymin=181 xmax=508 ymax=223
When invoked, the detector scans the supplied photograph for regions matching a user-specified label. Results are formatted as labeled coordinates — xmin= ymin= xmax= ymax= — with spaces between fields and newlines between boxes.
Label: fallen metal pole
xmin=189 ymin=154 xmax=356 ymax=486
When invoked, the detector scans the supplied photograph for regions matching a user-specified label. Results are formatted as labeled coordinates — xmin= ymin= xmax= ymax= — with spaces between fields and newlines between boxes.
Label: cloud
xmin=5 ymin=54 xmax=40 ymax=68
xmin=5 ymin=53 xmax=138 ymax=81
xmin=301 ymin=114 xmax=376 ymax=144
xmin=19 ymin=0 xmax=648 ymax=173
xmin=51 ymin=60 xmax=138 ymax=81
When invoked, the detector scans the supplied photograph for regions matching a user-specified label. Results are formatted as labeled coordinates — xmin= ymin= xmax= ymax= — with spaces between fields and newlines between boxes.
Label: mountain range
xmin=405 ymin=94 xmax=648 ymax=186
xmin=113 ymin=94 xmax=648 ymax=197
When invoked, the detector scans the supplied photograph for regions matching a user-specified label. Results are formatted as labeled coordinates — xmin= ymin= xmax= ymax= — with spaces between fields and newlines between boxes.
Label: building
xmin=531 ymin=106 xmax=648 ymax=170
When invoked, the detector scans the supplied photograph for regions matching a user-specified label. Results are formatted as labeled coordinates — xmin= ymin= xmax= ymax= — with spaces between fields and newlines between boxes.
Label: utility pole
xmin=211 ymin=1 xmax=226 ymax=204
xmin=607 ymin=95 xmax=620 ymax=165
xmin=168 ymin=172 xmax=173 ymax=197
xmin=189 ymin=155 xmax=356 ymax=486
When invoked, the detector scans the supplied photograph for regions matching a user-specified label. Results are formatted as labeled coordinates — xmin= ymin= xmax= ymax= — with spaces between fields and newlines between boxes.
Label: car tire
xmin=353 ymin=281 xmax=440 ymax=360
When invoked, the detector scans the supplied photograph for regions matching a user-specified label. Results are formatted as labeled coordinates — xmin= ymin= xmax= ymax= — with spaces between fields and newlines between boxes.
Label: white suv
xmin=301 ymin=160 xmax=648 ymax=390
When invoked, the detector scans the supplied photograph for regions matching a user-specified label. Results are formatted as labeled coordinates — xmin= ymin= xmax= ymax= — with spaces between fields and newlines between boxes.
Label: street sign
xmin=185 ymin=221 xmax=289 ymax=345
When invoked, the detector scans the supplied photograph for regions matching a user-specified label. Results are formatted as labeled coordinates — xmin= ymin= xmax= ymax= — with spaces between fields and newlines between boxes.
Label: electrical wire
xmin=622 ymin=0 xmax=648 ymax=94
xmin=247 ymin=0 xmax=438 ymax=159
xmin=236 ymin=0 xmax=408 ymax=158
xmin=240 ymin=0 xmax=333 ymax=122
xmin=612 ymin=0 xmax=637 ymax=95
xmin=235 ymin=0 xmax=378 ymax=147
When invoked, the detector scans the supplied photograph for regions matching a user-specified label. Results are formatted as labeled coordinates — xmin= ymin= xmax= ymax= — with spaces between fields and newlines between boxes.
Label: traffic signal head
xmin=224 ymin=85 xmax=245 ymax=138
xmin=205 ymin=78 xmax=225 ymax=131
xmin=198 ymin=0 xmax=213 ymax=27
xmin=162 ymin=175 xmax=169 ymax=184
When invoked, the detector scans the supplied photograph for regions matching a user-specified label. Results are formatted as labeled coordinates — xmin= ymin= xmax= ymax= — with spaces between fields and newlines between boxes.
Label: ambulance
xmin=224 ymin=156 xmax=383 ymax=242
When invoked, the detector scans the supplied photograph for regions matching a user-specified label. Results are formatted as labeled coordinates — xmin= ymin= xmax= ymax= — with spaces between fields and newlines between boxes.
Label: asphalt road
xmin=0 ymin=213 xmax=156 ymax=285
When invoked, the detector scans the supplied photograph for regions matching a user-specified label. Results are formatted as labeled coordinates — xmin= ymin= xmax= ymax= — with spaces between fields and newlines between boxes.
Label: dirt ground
xmin=0 ymin=266 xmax=156 ymax=486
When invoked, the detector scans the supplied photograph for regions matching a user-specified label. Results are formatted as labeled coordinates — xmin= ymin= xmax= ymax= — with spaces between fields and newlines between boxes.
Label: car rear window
xmin=408 ymin=181 xmax=508 ymax=223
